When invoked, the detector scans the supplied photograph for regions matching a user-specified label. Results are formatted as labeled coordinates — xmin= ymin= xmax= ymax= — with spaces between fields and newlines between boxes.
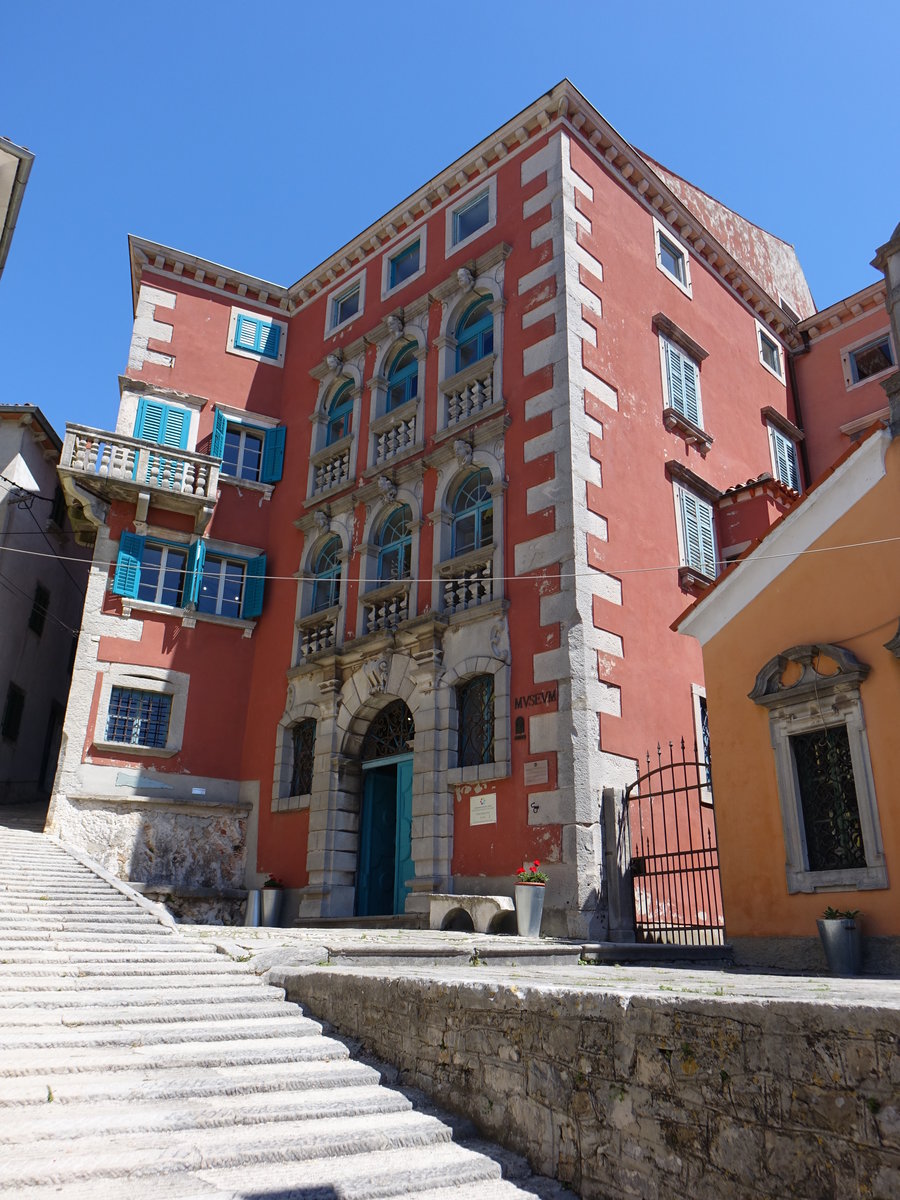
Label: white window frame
xmin=92 ymin=664 xmax=190 ymax=759
xmin=840 ymin=328 xmax=896 ymax=390
xmin=653 ymin=217 xmax=692 ymax=298
xmin=659 ymin=335 xmax=703 ymax=429
xmin=381 ymin=227 xmax=427 ymax=299
xmin=767 ymin=423 xmax=801 ymax=492
xmin=445 ymin=177 xmax=497 ymax=258
xmin=136 ymin=541 xmax=188 ymax=607
xmin=226 ymin=306 xmax=288 ymax=368
xmin=220 ymin=424 xmax=265 ymax=482
xmin=326 ymin=272 xmax=366 ymax=336
xmin=196 ymin=554 xmax=246 ymax=619
xmin=673 ymin=483 xmax=717 ymax=581
xmin=756 ymin=320 xmax=785 ymax=381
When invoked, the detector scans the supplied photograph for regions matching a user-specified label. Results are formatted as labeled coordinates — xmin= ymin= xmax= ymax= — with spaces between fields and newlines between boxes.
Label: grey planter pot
xmin=243 ymin=889 xmax=261 ymax=927
xmin=515 ymin=884 xmax=545 ymax=937
xmin=816 ymin=917 xmax=862 ymax=976
xmin=261 ymin=887 xmax=284 ymax=928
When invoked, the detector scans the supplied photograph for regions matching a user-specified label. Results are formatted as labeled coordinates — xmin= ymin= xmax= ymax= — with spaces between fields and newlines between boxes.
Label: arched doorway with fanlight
xmin=356 ymin=699 xmax=415 ymax=916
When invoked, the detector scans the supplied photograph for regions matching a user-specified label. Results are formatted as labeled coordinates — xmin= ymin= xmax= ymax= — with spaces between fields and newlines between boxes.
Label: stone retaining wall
xmin=271 ymin=965 xmax=900 ymax=1199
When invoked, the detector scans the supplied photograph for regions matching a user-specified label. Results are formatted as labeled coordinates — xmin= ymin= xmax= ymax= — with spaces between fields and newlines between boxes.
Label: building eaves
xmin=0 ymin=404 xmax=63 ymax=454
xmin=128 ymin=79 xmax=803 ymax=345
xmin=797 ymin=280 xmax=887 ymax=342
xmin=0 ymin=136 xmax=34 ymax=281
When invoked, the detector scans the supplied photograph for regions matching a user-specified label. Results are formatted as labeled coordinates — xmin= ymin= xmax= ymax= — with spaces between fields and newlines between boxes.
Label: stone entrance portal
xmin=356 ymin=700 xmax=415 ymax=916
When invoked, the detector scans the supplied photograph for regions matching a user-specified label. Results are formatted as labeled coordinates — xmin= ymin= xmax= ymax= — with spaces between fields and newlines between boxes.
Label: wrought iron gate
xmin=624 ymin=739 xmax=725 ymax=946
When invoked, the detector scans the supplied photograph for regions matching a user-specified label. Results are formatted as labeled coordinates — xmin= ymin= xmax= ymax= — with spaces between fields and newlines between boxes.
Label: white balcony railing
xmin=62 ymin=425 xmax=219 ymax=501
xmin=295 ymin=610 xmax=338 ymax=660
xmin=441 ymin=552 xmax=494 ymax=615
xmin=361 ymin=584 xmax=410 ymax=635
xmin=373 ymin=410 xmax=417 ymax=466
xmin=311 ymin=445 xmax=351 ymax=496
xmin=443 ymin=363 xmax=495 ymax=429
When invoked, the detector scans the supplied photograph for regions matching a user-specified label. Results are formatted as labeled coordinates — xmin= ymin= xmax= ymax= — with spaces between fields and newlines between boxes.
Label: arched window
xmin=377 ymin=505 xmax=412 ymax=583
xmin=387 ymin=343 xmax=419 ymax=411
xmin=326 ymin=382 xmax=353 ymax=445
xmin=311 ymin=536 xmax=342 ymax=612
xmin=456 ymin=297 xmax=493 ymax=371
xmin=452 ymin=468 xmax=493 ymax=556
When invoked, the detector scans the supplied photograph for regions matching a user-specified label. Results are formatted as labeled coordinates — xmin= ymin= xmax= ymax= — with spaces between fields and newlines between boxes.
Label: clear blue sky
xmin=2 ymin=1 xmax=896 ymax=438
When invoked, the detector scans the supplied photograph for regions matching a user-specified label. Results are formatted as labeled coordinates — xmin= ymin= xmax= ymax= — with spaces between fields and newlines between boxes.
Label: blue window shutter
xmin=773 ymin=430 xmax=800 ymax=492
xmin=235 ymin=314 xmax=280 ymax=360
xmin=258 ymin=322 xmax=280 ymax=360
xmin=260 ymin=427 xmax=285 ymax=483
xmin=184 ymin=540 xmax=206 ymax=607
xmin=665 ymin=343 xmax=685 ymax=415
xmin=211 ymin=410 xmax=228 ymax=459
xmin=682 ymin=359 xmax=700 ymax=426
xmin=134 ymin=398 xmax=164 ymax=442
xmin=112 ymin=532 xmax=145 ymax=598
xmin=160 ymin=407 xmax=190 ymax=450
xmin=697 ymin=502 xmax=716 ymax=578
xmin=234 ymin=314 xmax=258 ymax=352
xmin=241 ymin=555 xmax=266 ymax=619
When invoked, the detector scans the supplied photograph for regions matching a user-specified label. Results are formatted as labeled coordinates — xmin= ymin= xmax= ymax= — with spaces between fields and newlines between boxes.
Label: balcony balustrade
xmin=361 ymin=584 xmax=410 ymax=635
xmin=295 ymin=610 xmax=339 ymax=661
xmin=61 ymin=425 xmax=219 ymax=505
xmin=440 ymin=551 xmax=494 ymax=615
xmin=443 ymin=362 xmax=495 ymax=429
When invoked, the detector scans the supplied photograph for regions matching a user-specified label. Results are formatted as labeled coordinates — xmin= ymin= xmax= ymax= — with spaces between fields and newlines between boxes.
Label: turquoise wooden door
xmin=357 ymin=755 xmax=413 ymax=917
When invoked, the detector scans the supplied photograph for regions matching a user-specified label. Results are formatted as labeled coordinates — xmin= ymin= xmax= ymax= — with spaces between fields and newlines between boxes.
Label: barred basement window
xmin=457 ymin=675 xmax=494 ymax=767
xmin=791 ymin=727 xmax=865 ymax=873
xmin=105 ymin=687 xmax=172 ymax=749
xmin=290 ymin=719 xmax=316 ymax=796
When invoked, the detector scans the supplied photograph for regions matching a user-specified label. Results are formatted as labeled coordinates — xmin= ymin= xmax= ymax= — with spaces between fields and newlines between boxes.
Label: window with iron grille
xmin=28 ymin=584 xmax=50 ymax=636
xmin=105 ymin=687 xmax=172 ymax=749
xmin=1 ymin=684 xmax=25 ymax=742
xmin=456 ymin=675 xmax=494 ymax=767
xmin=791 ymin=727 xmax=866 ymax=873
xmin=361 ymin=700 xmax=415 ymax=761
xmin=290 ymin=719 xmax=316 ymax=796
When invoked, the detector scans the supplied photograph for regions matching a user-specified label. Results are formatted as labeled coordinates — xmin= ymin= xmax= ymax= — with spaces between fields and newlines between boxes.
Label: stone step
xmin=0 ymin=1141 xmax=507 ymax=1199
xmin=0 ymin=913 xmax=160 ymax=927
xmin=0 ymin=948 xmax=221 ymax=965
xmin=0 ymin=959 xmax=253 ymax=979
xmin=0 ymin=1056 xmax=380 ymax=1107
xmin=0 ymin=1033 xmax=349 ymax=1078
xmin=0 ymin=981 xmax=280 ymax=1009
xmin=0 ymin=1013 xmax=322 ymax=1050
xmin=0 ymin=998 xmax=294 ymax=1028
xmin=0 ymin=969 xmax=268 ymax=994
xmin=0 ymin=899 xmax=157 ymax=911
xmin=0 ymin=1110 xmax=452 ymax=1188
xmin=0 ymin=932 xmax=181 ymax=947
xmin=0 ymin=1083 xmax=411 ymax=1143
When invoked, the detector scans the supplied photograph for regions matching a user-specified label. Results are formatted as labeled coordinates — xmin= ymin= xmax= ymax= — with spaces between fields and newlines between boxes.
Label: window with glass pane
xmin=849 ymin=335 xmax=894 ymax=383
xmin=387 ymin=344 xmax=419 ymax=411
xmin=759 ymin=331 xmax=782 ymax=376
xmin=197 ymin=556 xmax=244 ymax=618
xmin=457 ymin=675 xmax=494 ymax=767
xmin=377 ymin=505 xmax=412 ymax=583
xmin=453 ymin=190 xmax=490 ymax=244
xmin=456 ymin=298 xmax=493 ymax=371
xmin=222 ymin=426 xmax=264 ymax=480
xmin=106 ymin=687 xmax=172 ymax=748
xmin=312 ymin=536 xmax=342 ymax=612
xmin=658 ymin=233 xmax=686 ymax=285
xmin=326 ymin=383 xmax=353 ymax=445
xmin=389 ymin=241 xmax=420 ymax=289
xmin=332 ymin=284 xmax=360 ymax=327
xmin=452 ymin=469 xmax=493 ymax=556
xmin=290 ymin=719 xmax=316 ymax=795
xmin=791 ymin=726 xmax=866 ymax=872
xmin=137 ymin=543 xmax=187 ymax=607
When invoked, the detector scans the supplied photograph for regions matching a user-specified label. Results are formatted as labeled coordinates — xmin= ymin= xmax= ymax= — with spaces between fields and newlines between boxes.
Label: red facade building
xmin=50 ymin=82 xmax=827 ymax=935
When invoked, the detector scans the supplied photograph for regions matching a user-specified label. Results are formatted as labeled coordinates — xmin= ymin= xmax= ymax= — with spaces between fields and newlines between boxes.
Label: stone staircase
xmin=0 ymin=827 xmax=562 ymax=1198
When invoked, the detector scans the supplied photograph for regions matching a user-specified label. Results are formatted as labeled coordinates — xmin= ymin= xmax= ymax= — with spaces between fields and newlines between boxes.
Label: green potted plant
xmin=816 ymin=906 xmax=862 ymax=976
xmin=514 ymin=860 xmax=548 ymax=937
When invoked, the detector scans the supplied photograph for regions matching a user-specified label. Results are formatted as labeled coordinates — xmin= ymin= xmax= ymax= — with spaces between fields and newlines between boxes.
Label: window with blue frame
xmin=452 ymin=190 xmax=490 ymax=246
xmin=456 ymin=298 xmax=493 ymax=371
xmin=233 ymin=313 xmax=281 ymax=360
xmin=106 ymin=687 xmax=172 ymax=749
xmin=211 ymin=411 xmax=285 ymax=483
xmin=376 ymin=505 xmax=412 ymax=583
xmin=325 ymin=383 xmax=354 ymax=445
xmin=451 ymin=469 xmax=493 ymax=556
xmin=389 ymin=240 xmax=420 ymax=289
xmin=386 ymin=344 xmax=419 ymax=411
xmin=311 ymin=536 xmax=342 ymax=612
xmin=332 ymin=283 xmax=360 ymax=328
xmin=133 ymin=399 xmax=191 ymax=449
xmin=112 ymin=532 xmax=266 ymax=620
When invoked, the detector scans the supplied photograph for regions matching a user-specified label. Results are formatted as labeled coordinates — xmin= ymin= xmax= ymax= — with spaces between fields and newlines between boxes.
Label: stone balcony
xmin=439 ymin=549 xmax=495 ymax=615
xmin=59 ymin=424 xmax=220 ymax=534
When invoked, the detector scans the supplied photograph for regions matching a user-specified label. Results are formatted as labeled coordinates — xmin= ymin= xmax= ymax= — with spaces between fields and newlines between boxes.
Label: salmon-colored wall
xmin=794 ymin=306 xmax=892 ymax=483
xmin=699 ymin=434 xmax=900 ymax=938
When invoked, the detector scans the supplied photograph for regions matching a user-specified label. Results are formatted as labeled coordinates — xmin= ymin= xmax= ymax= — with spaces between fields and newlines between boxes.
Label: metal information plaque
xmin=470 ymin=792 xmax=497 ymax=826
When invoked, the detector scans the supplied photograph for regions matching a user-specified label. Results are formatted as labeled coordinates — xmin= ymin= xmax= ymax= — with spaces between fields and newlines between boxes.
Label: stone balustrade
xmin=443 ymin=365 xmax=494 ymax=428
xmin=296 ymin=612 xmax=338 ymax=660
xmin=440 ymin=553 xmax=494 ymax=614
xmin=62 ymin=424 xmax=219 ymax=500
xmin=373 ymin=411 xmax=417 ymax=466
xmin=311 ymin=446 xmax=351 ymax=495
xmin=361 ymin=586 xmax=409 ymax=635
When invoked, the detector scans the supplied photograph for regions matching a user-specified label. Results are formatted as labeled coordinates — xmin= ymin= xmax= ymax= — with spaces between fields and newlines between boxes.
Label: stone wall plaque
xmin=470 ymin=793 xmax=497 ymax=826
xmin=524 ymin=759 xmax=549 ymax=786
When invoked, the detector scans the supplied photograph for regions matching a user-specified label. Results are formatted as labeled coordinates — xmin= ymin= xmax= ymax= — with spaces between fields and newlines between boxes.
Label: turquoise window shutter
xmin=665 ymin=342 xmax=700 ymax=426
xmin=774 ymin=430 xmax=800 ymax=491
xmin=134 ymin=398 xmax=164 ymax=442
xmin=258 ymin=322 xmax=280 ymax=360
xmin=235 ymin=314 xmax=280 ymax=360
xmin=184 ymin=540 xmax=206 ymax=606
xmin=112 ymin=532 xmax=145 ymax=598
xmin=241 ymin=554 xmax=266 ymax=618
xmin=682 ymin=358 xmax=700 ymax=426
xmin=680 ymin=489 xmax=716 ymax=578
xmin=697 ymin=502 xmax=716 ymax=578
xmin=234 ymin=314 xmax=258 ymax=352
xmin=134 ymin=399 xmax=190 ymax=449
xmin=160 ymin=407 xmax=190 ymax=450
xmin=260 ymin=427 xmax=286 ymax=483
xmin=211 ymin=410 xmax=228 ymax=459
xmin=665 ymin=342 xmax=684 ymax=413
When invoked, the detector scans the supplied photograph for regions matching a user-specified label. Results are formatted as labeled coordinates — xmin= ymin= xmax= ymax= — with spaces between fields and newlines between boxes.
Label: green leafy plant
xmin=262 ymin=875 xmax=284 ymax=889
xmin=822 ymin=906 xmax=860 ymax=920
xmin=515 ymin=860 xmax=548 ymax=884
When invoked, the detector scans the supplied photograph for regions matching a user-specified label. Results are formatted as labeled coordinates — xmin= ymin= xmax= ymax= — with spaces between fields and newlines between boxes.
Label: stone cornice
xmin=128 ymin=80 xmax=808 ymax=347
xmin=796 ymin=281 xmax=888 ymax=343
